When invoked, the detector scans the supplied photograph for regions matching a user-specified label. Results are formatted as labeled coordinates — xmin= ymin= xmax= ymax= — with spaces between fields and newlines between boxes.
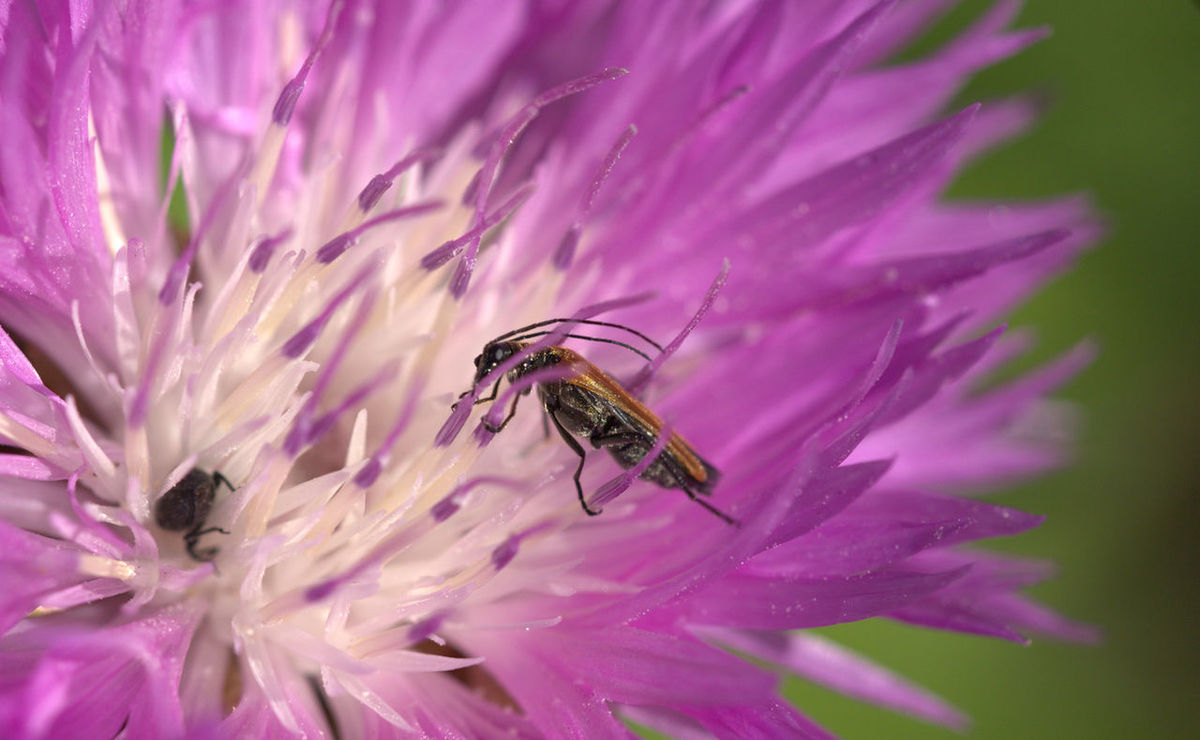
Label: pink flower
xmin=0 ymin=1 xmax=1097 ymax=736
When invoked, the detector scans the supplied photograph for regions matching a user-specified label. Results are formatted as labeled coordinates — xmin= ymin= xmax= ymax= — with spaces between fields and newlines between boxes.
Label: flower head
xmin=0 ymin=1 xmax=1096 ymax=736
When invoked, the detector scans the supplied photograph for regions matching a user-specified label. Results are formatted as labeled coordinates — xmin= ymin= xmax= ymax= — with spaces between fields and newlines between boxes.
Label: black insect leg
xmin=452 ymin=379 xmax=501 ymax=411
xmin=184 ymin=525 xmax=231 ymax=562
xmin=483 ymin=388 xmax=526 ymax=434
xmin=664 ymin=465 xmax=738 ymax=526
xmin=472 ymin=379 xmax=502 ymax=406
xmin=184 ymin=529 xmax=217 ymax=562
xmin=545 ymin=401 xmax=600 ymax=516
xmin=212 ymin=471 xmax=236 ymax=493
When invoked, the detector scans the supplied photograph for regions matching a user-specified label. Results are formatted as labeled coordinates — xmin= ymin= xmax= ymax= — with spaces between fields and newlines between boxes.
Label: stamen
xmin=131 ymin=281 xmax=200 ymax=427
xmin=448 ymin=67 xmax=627 ymax=297
xmin=553 ymin=225 xmax=582 ymax=271
xmin=271 ymin=1 xmax=343 ymax=126
xmin=588 ymin=422 xmax=673 ymax=510
xmin=64 ymin=471 xmax=125 ymax=557
xmin=297 ymin=478 xmax=521 ymax=607
xmin=282 ymin=289 xmax=386 ymax=455
xmin=490 ymin=536 xmax=520 ymax=570
xmin=158 ymin=167 xmax=238 ymax=305
xmin=295 ymin=287 xmax=378 ymax=418
xmin=459 ymin=169 xmax=481 ymax=206
xmin=286 ymin=361 xmax=398 ymax=457
xmin=491 ymin=522 xmax=555 ymax=571
xmin=434 ymin=398 xmax=474 ymax=448
xmin=429 ymin=493 xmax=462 ymax=523
xmin=420 ymin=182 xmax=535 ymax=270
xmin=248 ymin=228 xmax=295 ymax=273
xmin=316 ymin=201 xmax=444 ymax=264
xmin=357 ymin=147 xmax=443 ymax=213
xmin=630 ymin=260 xmax=730 ymax=394
xmin=555 ymin=124 xmax=637 ymax=269
xmin=670 ymin=85 xmax=750 ymax=157
xmin=432 ymin=477 xmax=523 ymax=524
xmin=406 ymin=613 xmax=446 ymax=644
xmin=352 ymin=458 xmax=382 ymax=490
xmin=281 ymin=265 xmax=375 ymax=359
xmin=355 ymin=381 xmax=424 ymax=489
xmin=579 ymin=85 xmax=749 ymax=253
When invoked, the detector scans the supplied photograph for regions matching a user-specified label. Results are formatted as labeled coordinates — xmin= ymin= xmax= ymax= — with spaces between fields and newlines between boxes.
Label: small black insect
xmin=154 ymin=468 xmax=234 ymax=562
xmin=456 ymin=318 xmax=734 ymax=524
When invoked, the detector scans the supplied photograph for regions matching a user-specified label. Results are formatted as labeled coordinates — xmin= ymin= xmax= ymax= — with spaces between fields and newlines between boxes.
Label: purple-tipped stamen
xmin=420 ymin=182 xmax=535 ymax=270
xmin=448 ymin=68 xmax=628 ymax=296
xmin=316 ymin=201 xmax=444 ymax=264
xmin=630 ymin=261 xmax=730 ymax=393
xmin=356 ymin=147 xmax=444 ymax=213
xmin=554 ymin=124 xmax=637 ymax=270
xmin=281 ymin=265 xmax=375 ymax=359
xmin=248 ymin=228 xmax=294 ymax=273
xmin=271 ymin=1 xmax=343 ymax=125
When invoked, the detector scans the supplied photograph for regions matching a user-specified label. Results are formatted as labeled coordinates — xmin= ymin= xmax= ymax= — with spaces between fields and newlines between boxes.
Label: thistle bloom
xmin=0 ymin=1 xmax=1097 ymax=737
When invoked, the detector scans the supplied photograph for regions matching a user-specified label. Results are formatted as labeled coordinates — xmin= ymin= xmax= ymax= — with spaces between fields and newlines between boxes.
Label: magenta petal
xmin=687 ymin=698 xmax=836 ymax=740
xmin=0 ymin=520 xmax=85 ymax=634
xmin=890 ymin=597 xmax=1029 ymax=643
xmin=707 ymin=629 xmax=968 ymax=729
xmin=875 ymin=326 xmax=1006 ymax=426
xmin=772 ymin=459 xmax=894 ymax=544
xmin=695 ymin=1 xmax=898 ymax=204
xmin=392 ymin=673 xmax=539 ymax=739
xmin=685 ymin=566 xmax=970 ymax=630
xmin=619 ymin=704 xmax=715 ymax=740
xmin=713 ymin=106 xmax=978 ymax=260
xmin=540 ymin=627 xmax=776 ymax=706
xmin=981 ymin=593 xmax=1101 ymax=643
xmin=3 ymin=603 xmax=201 ymax=738
xmin=454 ymin=633 xmax=633 ymax=739
xmin=754 ymin=519 xmax=969 ymax=578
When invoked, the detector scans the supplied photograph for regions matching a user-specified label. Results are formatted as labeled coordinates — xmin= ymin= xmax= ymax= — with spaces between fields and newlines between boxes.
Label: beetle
xmin=457 ymin=318 xmax=734 ymax=524
xmin=154 ymin=468 xmax=234 ymax=561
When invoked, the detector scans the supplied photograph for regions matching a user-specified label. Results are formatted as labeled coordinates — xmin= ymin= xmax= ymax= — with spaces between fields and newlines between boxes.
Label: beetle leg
xmin=212 ymin=471 xmax=235 ymax=493
xmin=190 ymin=525 xmax=231 ymax=537
xmin=184 ymin=530 xmax=218 ymax=562
xmin=451 ymin=379 xmax=501 ymax=411
xmin=483 ymin=390 xmax=523 ymax=434
xmin=586 ymin=431 xmax=736 ymax=524
xmin=184 ymin=525 xmax=232 ymax=562
xmin=472 ymin=379 xmax=502 ymax=406
xmin=662 ymin=465 xmax=738 ymax=526
xmin=545 ymin=400 xmax=600 ymax=516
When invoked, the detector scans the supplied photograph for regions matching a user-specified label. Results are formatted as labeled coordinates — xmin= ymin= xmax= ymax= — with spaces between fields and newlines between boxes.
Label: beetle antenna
xmin=507 ymin=332 xmax=654 ymax=363
xmin=490 ymin=318 xmax=663 ymax=352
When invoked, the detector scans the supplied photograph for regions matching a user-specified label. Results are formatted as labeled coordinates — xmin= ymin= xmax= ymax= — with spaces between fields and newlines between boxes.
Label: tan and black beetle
xmin=456 ymin=319 xmax=734 ymax=524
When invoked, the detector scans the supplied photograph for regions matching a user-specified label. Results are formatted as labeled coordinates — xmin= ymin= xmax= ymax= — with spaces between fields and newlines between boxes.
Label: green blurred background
xmin=786 ymin=2 xmax=1200 ymax=738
